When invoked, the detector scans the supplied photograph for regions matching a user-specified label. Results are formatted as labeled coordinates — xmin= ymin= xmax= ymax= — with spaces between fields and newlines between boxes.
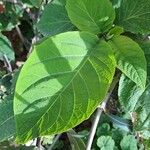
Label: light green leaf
xmin=109 ymin=35 xmax=147 ymax=89
xmin=97 ymin=136 xmax=115 ymax=150
xmin=14 ymin=31 xmax=116 ymax=143
xmin=36 ymin=0 xmax=75 ymax=36
xmin=67 ymin=129 xmax=86 ymax=150
xmin=0 ymin=101 xmax=15 ymax=142
xmin=0 ymin=34 xmax=15 ymax=61
xmin=66 ymin=0 xmax=115 ymax=34
xmin=120 ymin=135 xmax=138 ymax=150
xmin=115 ymin=0 xmax=150 ymax=34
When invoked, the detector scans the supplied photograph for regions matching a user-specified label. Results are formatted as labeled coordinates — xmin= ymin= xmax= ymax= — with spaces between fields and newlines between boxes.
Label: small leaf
xmin=115 ymin=0 xmax=150 ymax=34
xmin=66 ymin=0 xmax=115 ymax=34
xmin=36 ymin=0 xmax=75 ymax=36
xmin=120 ymin=135 xmax=138 ymax=150
xmin=107 ymin=26 xmax=124 ymax=38
xmin=96 ymin=123 xmax=110 ymax=137
xmin=67 ymin=129 xmax=86 ymax=150
xmin=97 ymin=136 xmax=115 ymax=150
xmin=14 ymin=31 xmax=116 ymax=143
xmin=0 ymin=100 xmax=15 ymax=142
xmin=0 ymin=34 xmax=15 ymax=61
xmin=109 ymin=35 xmax=147 ymax=89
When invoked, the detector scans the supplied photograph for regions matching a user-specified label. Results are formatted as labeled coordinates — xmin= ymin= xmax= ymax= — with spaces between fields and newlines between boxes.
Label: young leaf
xmin=36 ymin=0 xmax=75 ymax=36
xmin=14 ymin=31 xmax=116 ymax=143
xmin=66 ymin=0 xmax=115 ymax=34
xmin=97 ymin=136 xmax=115 ymax=150
xmin=0 ymin=34 xmax=15 ymax=61
xmin=120 ymin=135 xmax=138 ymax=150
xmin=109 ymin=35 xmax=147 ymax=89
xmin=115 ymin=0 xmax=150 ymax=34
xmin=0 ymin=101 xmax=15 ymax=142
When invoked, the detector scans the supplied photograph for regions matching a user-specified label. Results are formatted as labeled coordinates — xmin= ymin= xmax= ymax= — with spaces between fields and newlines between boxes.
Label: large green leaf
xmin=14 ymin=31 xmax=116 ymax=143
xmin=36 ymin=0 xmax=75 ymax=36
xmin=0 ymin=100 xmax=15 ymax=142
xmin=0 ymin=34 xmax=15 ymax=61
xmin=66 ymin=0 xmax=115 ymax=34
xmin=109 ymin=35 xmax=147 ymax=89
xmin=115 ymin=0 xmax=150 ymax=34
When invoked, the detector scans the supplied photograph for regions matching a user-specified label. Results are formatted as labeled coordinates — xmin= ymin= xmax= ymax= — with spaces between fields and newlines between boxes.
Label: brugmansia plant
xmin=12 ymin=0 xmax=150 ymax=144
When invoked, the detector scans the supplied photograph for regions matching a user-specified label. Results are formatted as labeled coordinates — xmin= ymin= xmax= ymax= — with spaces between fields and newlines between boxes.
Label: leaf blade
xmin=109 ymin=35 xmax=147 ymax=89
xmin=66 ymin=0 xmax=115 ymax=34
xmin=14 ymin=31 xmax=116 ymax=143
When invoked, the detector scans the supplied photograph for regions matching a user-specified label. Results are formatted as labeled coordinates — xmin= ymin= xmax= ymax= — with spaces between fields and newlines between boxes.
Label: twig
xmin=36 ymin=137 xmax=42 ymax=150
xmin=15 ymin=26 xmax=31 ymax=50
xmin=48 ymin=134 xmax=61 ymax=150
xmin=3 ymin=54 xmax=13 ymax=73
xmin=86 ymin=75 xmax=120 ymax=150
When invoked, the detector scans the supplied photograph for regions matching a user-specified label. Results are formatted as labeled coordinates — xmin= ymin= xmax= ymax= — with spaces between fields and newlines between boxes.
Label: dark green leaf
xmin=0 ymin=100 xmax=15 ymax=142
xmin=115 ymin=0 xmax=150 ymax=34
xmin=14 ymin=31 xmax=116 ymax=143
xmin=66 ymin=0 xmax=115 ymax=34
xmin=109 ymin=35 xmax=147 ymax=89
xmin=36 ymin=0 xmax=75 ymax=36
xmin=0 ymin=34 xmax=15 ymax=61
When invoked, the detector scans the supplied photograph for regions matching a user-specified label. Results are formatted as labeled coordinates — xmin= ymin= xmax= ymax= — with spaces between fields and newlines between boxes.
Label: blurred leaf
xmin=120 ymin=135 xmax=138 ymax=150
xmin=0 ymin=34 xmax=15 ymax=61
xmin=97 ymin=136 xmax=115 ymax=150
xmin=42 ymin=135 xmax=55 ymax=145
xmin=0 ymin=3 xmax=23 ymax=31
xmin=107 ymin=114 xmax=132 ymax=132
xmin=30 ymin=0 xmax=42 ymax=7
xmin=37 ymin=0 xmax=75 ymax=36
xmin=96 ymin=123 xmax=111 ymax=137
xmin=0 ymin=100 xmax=15 ymax=142
xmin=67 ymin=129 xmax=86 ymax=150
